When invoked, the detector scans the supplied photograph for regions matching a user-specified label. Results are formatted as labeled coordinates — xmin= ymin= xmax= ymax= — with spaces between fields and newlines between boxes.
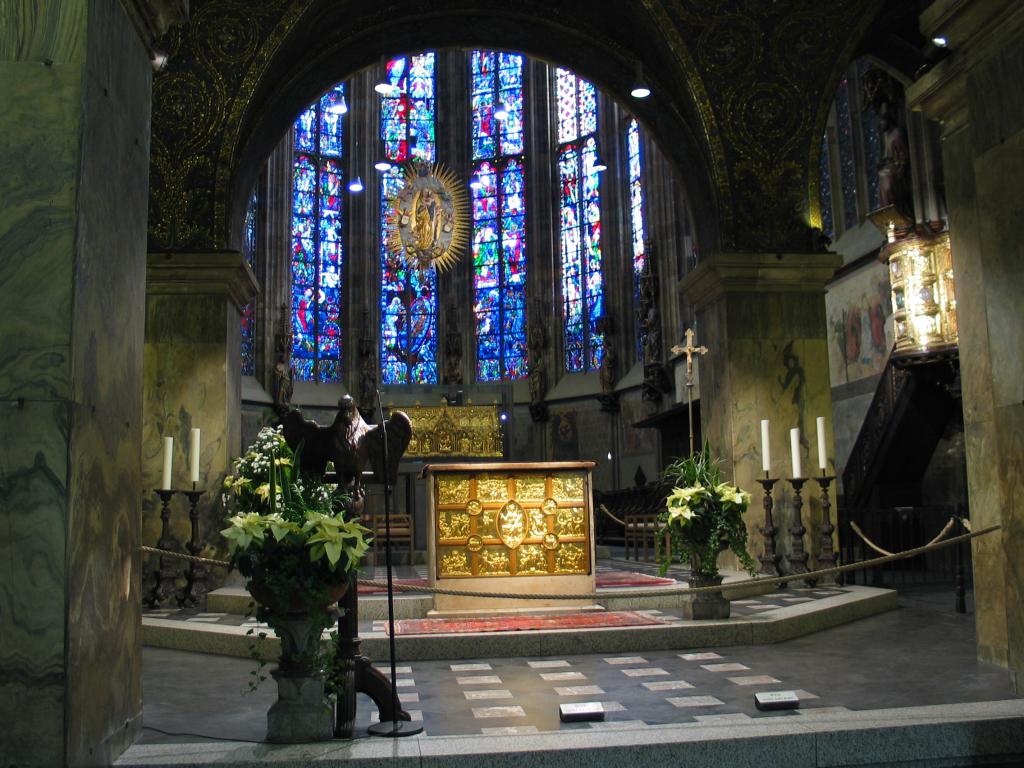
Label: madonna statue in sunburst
xmin=387 ymin=161 xmax=469 ymax=272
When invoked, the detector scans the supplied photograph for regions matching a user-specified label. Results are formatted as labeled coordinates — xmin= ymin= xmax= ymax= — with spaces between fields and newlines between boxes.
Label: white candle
xmin=190 ymin=428 xmax=201 ymax=484
xmin=816 ymin=416 xmax=827 ymax=471
xmin=161 ymin=436 xmax=173 ymax=490
xmin=760 ymin=419 xmax=771 ymax=473
xmin=790 ymin=428 xmax=802 ymax=479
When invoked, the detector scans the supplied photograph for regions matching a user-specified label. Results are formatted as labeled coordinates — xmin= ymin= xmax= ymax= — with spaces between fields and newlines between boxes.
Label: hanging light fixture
xmin=591 ymin=157 xmax=607 ymax=173
xmin=328 ymin=94 xmax=348 ymax=115
xmin=630 ymin=61 xmax=651 ymax=99
xmin=374 ymin=81 xmax=400 ymax=97
xmin=374 ymin=160 xmax=393 ymax=172
xmin=494 ymin=101 xmax=510 ymax=121
xmin=469 ymin=173 xmax=482 ymax=190
xmin=349 ymin=176 xmax=364 ymax=193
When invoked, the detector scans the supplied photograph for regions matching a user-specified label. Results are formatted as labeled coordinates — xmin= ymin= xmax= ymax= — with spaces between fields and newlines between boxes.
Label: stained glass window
xmin=835 ymin=76 xmax=858 ymax=231
xmin=290 ymin=82 xmax=345 ymax=382
xmin=857 ymin=60 xmax=882 ymax=214
xmin=819 ymin=132 xmax=835 ymax=242
xmin=379 ymin=53 xmax=438 ymax=384
xmin=556 ymin=68 xmax=604 ymax=373
xmin=471 ymin=51 xmax=527 ymax=382
xmin=241 ymin=189 xmax=257 ymax=376
xmin=627 ymin=118 xmax=646 ymax=360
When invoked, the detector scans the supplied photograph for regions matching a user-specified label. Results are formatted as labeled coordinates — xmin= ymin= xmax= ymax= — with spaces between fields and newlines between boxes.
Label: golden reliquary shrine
xmin=423 ymin=462 xmax=597 ymax=613
xmin=402 ymin=403 xmax=503 ymax=458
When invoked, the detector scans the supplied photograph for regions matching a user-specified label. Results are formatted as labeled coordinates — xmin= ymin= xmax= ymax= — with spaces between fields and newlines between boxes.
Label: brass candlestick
xmin=182 ymin=485 xmax=208 ymax=608
xmin=756 ymin=474 xmax=781 ymax=579
xmin=813 ymin=474 xmax=837 ymax=586
xmin=786 ymin=478 xmax=811 ymax=586
xmin=145 ymin=489 xmax=182 ymax=608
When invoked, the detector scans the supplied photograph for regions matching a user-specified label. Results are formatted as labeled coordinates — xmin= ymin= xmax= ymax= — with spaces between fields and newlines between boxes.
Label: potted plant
xmin=221 ymin=426 xmax=370 ymax=743
xmin=658 ymin=441 xmax=757 ymax=618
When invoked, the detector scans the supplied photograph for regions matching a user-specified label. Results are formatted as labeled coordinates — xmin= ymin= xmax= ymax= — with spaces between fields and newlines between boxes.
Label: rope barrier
xmin=598 ymin=503 xmax=627 ymax=527
xmin=849 ymin=516 xmax=956 ymax=557
xmin=142 ymin=545 xmax=231 ymax=568
xmin=143 ymin=524 xmax=999 ymax=601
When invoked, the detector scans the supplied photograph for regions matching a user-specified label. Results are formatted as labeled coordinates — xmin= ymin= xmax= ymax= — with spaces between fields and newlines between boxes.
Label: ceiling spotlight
xmin=374 ymin=82 xmax=400 ymax=97
xmin=151 ymin=51 xmax=168 ymax=72
xmin=630 ymin=61 xmax=651 ymax=99
xmin=931 ymin=35 xmax=948 ymax=47
xmin=469 ymin=174 xmax=483 ymax=190
xmin=494 ymin=101 xmax=510 ymax=121
xmin=348 ymin=176 xmax=364 ymax=193
xmin=374 ymin=160 xmax=393 ymax=172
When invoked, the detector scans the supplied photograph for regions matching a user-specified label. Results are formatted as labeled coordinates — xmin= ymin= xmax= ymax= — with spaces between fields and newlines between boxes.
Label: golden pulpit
xmin=423 ymin=462 xmax=597 ymax=614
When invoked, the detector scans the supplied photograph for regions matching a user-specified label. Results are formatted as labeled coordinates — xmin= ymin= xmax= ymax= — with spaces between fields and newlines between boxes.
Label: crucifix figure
xmin=671 ymin=328 xmax=709 ymax=456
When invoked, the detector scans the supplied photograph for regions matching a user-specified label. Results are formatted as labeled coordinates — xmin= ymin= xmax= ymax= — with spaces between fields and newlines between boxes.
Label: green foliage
xmin=220 ymin=426 xmax=371 ymax=685
xmin=659 ymin=440 xmax=757 ymax=578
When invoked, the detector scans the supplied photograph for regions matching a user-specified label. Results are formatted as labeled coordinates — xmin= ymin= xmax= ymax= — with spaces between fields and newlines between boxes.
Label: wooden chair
xmin=369 ymin=513 xmax=414 ymax=565
xmin=623 ymin=513 xmax=666 ymax=562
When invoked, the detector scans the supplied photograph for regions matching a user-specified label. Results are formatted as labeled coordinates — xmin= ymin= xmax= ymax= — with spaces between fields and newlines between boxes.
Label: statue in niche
xmin=271 ymin=303 xmax=294 ymax=411
xmin=596 ymin=316 xmax=619 ymax=413
xmin=527 ymin=313 xmax=549 ymax=423
xmin=637 ymin=249 xmax=671 ymax=402
xmin=357 ymin=309 xmax=376 ymax=419
xmin=443 ymin=301 xmax=463 ymax=385
xmin=863 ymin=68 xmax=913 ymax=221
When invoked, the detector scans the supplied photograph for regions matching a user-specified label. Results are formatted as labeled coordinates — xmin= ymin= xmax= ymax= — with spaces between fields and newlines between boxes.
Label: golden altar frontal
xmin=423 ymin=462 xmax=597 ymax=613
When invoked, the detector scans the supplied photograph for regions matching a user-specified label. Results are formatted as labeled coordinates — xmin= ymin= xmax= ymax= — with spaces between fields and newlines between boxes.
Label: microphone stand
xmin=367 ymin=387 xmax=422 ymax=738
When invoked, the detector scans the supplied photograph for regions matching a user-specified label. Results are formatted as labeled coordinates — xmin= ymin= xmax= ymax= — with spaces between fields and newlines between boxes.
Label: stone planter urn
xmin=683 ymin=546 xmax=730 ymax=620
xmin=249 ymin=575 xmax=349 ymax=743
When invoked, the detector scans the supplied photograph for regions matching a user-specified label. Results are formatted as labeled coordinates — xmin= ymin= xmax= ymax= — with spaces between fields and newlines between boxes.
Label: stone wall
xmin=0 ymin=1 xmax=150 ymax=764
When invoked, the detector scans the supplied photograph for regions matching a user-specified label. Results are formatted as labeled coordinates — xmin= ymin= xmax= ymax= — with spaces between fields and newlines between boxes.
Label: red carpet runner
xmin=389 ymin=610 xmax=666 ymax=636
xmin=358 ymin=570 xmax=676 ymax=595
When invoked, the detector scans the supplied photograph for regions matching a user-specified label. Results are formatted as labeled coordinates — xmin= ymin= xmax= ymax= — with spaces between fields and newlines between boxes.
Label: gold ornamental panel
xmin=432 ymin=467 xmax=592 ymax=579
xmin=404 ymin=404 xmax=503 ymax=458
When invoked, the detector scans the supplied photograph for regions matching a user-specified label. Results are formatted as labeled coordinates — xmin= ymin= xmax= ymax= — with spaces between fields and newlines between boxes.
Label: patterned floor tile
xmin=472 ymin=706 xmax=526 ymax=719
xmin=463 ymin=689 xmax=513 ymax=700
xmin=622 ymin=667 xmax=669 ymax=677
xmin=679 ymin=652 xmax=722 ymax=661
xmin=667 ymin=696 xmax=724 ymax=708
xmin=451 ymin=663 xmax=492 ymax=672
xmin=603 ymin=656 xmax=648 ymax=665
xmin=642 ymin=680 xmax=694 ymax=691
xmin=728 ymin=675 xmax=781 ymax=685
xmin=701 ymin=662 xmax=749 ymax=672
xmin=457 ymin=675 xmax=503 ymax=685
xmin=554 ymin=685 xmax=604 ymax=696
xmin=528 ymin=660 xmax=571 ymax=669
xmin=540 ymin=671 xmax=586 ymax=681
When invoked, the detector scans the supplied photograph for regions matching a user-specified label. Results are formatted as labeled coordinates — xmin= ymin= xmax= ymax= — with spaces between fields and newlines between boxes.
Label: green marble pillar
xmin=907 ymin=0 xmax=1024 ymax=693
xmin=142 ymin=253 xmax=257 ymax=586
xmin=681 ymin=253 xmax=842 ymax=575
xmin=0 ymin=2 xmax=151 ymax=765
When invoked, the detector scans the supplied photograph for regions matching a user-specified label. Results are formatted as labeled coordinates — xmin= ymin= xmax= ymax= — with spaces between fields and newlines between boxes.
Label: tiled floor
xmin=139 ymin=587 xmax=1019 ymax=744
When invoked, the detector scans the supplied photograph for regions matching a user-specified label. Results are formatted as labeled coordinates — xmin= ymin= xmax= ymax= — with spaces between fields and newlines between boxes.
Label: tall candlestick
xmin=190 ymin=428 xmax=201 ymax=484
xmin=161 ymin=436 xmax=173 ymax=490
xmin=760 ymin=419 xmax=771 ymax=473
xmin=790 ymin=428 xmax=802 ymax=479
xmin=816 ymin=416 xmax=827 ymax=471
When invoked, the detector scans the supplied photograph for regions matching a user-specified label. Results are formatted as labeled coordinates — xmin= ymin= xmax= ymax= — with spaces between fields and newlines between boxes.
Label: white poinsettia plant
xmin=220 ymin=426 xmax=370 ymax=575
xmin=660 ymin=441 xmax=757 ymax=578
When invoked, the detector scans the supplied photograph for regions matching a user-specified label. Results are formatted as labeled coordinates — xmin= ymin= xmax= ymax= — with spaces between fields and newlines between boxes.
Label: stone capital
xmin=119 ymin=0 xmax=189 ymax=58
xmin=679 ymin=252 xmax=842 ymax=311
xmin=907 ymin=0 xmax=1024 ymax=135
xmin=146 ymin=251 xmax=258 ymax=312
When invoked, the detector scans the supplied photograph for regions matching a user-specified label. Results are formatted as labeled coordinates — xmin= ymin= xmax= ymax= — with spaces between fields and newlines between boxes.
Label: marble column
xmin=0 ymin=1 xmax=158 ymax=765
xmin=680 ymin=252 xmax=841 ymax=573
xmin=142 ymin=252 xmax=257 ymax=583
xmin=906 ymin=0 xmax=1024 ymax=692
